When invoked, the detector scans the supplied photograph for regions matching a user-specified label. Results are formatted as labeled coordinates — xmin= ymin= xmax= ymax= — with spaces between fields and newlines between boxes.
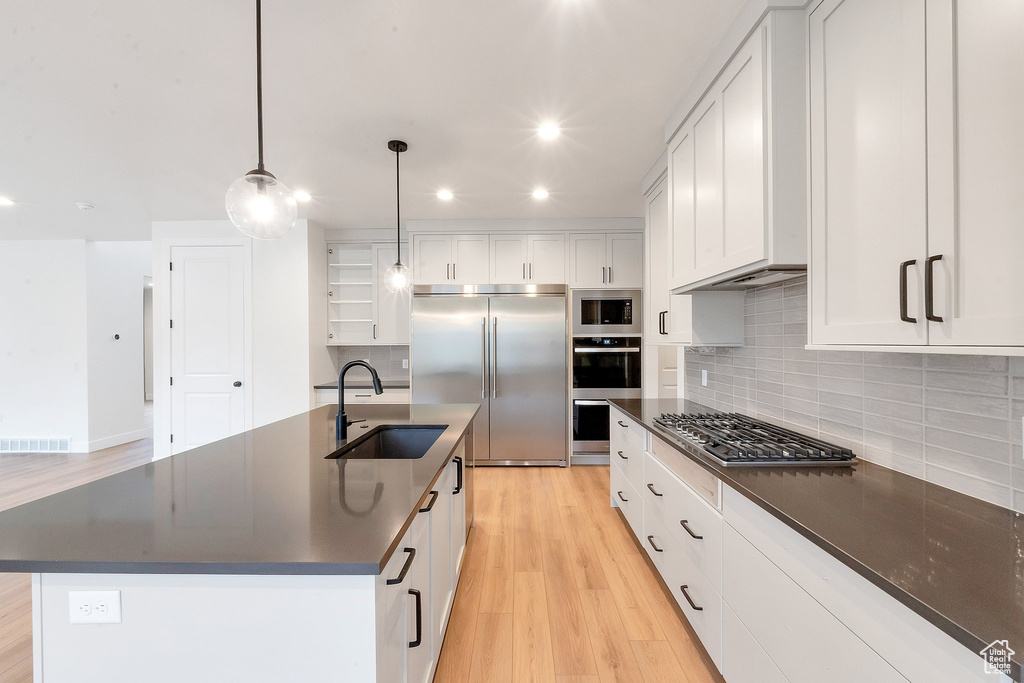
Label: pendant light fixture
xmin=225 ymin=0 xmax=296 ymax=240
xmin=384 ymin=140 xmax=411 ymax=292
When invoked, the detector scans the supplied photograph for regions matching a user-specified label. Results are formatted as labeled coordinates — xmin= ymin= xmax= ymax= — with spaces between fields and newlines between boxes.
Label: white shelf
xmin=329 ymin=262 xmax=372 ymax=267
xmin=330 ymin=319 xmax=373 ymax=323
xmin=330 ymin=300 xmax=372 ymax=304
xmin=329 ymin=281 xmax=373 ymax=286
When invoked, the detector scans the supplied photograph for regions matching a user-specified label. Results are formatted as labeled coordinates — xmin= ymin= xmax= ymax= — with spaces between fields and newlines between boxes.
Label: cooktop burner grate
xmin=653 ymin=412 xmax=856 ymax=466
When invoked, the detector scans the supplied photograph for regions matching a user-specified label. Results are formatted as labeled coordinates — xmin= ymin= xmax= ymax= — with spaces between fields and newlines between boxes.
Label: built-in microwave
xmin=571 ymin=289 xmax=642 ymax=336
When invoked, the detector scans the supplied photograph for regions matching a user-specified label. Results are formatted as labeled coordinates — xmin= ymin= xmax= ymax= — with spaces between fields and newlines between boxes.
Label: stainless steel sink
xmin=330 ymin=425 xmax=447 ymax=460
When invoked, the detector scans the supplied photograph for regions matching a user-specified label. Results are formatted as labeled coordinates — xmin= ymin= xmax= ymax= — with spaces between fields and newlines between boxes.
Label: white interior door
xmin=170 ymin=245 xmax=247 ymax=454
xmin=809 ymin=0 xmax=928 ymax=345
xmin=927 ymin=0 xmax=1024 ymax=346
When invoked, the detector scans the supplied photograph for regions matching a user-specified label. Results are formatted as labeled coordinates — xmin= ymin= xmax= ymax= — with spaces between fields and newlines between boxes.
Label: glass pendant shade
xmin=384 ymin=261 xmax=411 ymax=293
xmin=225 ymin=172 xmax=297 ymax=240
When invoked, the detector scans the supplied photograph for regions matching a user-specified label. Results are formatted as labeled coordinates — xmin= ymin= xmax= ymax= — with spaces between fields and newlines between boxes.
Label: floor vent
xmin=0 ymin=437 xmax=72 ymax=453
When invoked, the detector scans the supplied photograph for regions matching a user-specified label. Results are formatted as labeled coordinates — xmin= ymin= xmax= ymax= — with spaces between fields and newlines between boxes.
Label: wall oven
xmin=571 ymin=289 xmax=643 ymax=337
xmin=571 ymin=336 xmax=642 ymax=455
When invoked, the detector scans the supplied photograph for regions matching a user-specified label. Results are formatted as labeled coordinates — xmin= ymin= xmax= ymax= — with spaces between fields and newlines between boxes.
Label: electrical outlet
xmin=701 ymin=369 xmax=708 ymax=387
xmin=402 ymin=359 xmax=409 ymax=369
xmin=69 ymin=591 xmax=121 ymax=624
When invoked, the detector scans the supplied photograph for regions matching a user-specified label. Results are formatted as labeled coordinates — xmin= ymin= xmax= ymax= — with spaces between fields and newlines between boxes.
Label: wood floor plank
xmin=541 ymin=538 xmax=598 ymax=676
xmin=558 ymin=504 xmax=610 ymax=590
xmin=513 ymin=572 xmax=557 ymax=683
xmin=578 ymin=589 xmax=645 ymax=683
xmin=590 ymin=524 xmax=665 ymax=642
xmin=555 ymin=676 xmax=602 ymax=683
xmin=630 ymin=640 xmax=691 ymax=683
xmin=468 ymin=612 xmax=514 ymax=683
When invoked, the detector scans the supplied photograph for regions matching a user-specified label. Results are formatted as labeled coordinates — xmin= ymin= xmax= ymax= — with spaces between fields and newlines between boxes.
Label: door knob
xmin=233 ymin=381 xmax=242 ymax=387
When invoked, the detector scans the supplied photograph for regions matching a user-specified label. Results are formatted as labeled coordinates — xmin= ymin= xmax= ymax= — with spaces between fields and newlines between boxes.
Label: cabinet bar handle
xmin=373 ymin=323 xmax=377 ymax=339
xmin=453 ymin=262 xmax=456 ymax=280
xmin=386 ymin=547 xmax=416 ymax=585
xmin=616 ymin=490 xmax=628 ymax=502
xmin=680 ymin=585 xmax=703 ymax=611
xmin=491 ymin=317 xmax=498 ymax=398
xmin=447 ymin=263 xmax=450 ymax=280
xmin=608 ymin=266 xmax=613 ymax=283
xmin=529 ymin=263 xmax=532 ymax=279
xmin=481 ymin=317 xmax=487 ymax=399
xmin=602 ymin=266 xmax=606 ymax=283
xmin=523 ymin=262 xmax=526 ymax=279
xmin=899 ymin=259 xmax=917 ymax=323
xmin=680 ymin=520 xmax=703 ymax=539
xmin=646 ymin=535 xmax=663 ymax=552
xmin=925 ymin=254 xmax=944 ymax=322
xmin=617 ymin=420 xmax=628 ymax=428
xmin=409 ymin=588 xmax=423 ymax=647
xmin=453 ymin=456 xmax=463 ymax=494
xmin=646 ymin=483 xmax=663 ymax=497
xmin=419 ymin=490 xmax=438 ymax=513
xmin=616 ymin=450 xmax=627 ymax=460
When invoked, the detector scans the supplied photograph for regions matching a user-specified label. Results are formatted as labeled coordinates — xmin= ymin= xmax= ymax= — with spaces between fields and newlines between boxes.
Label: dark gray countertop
xmin=314 ymin=380 xmax=410 ymax=390
xmin=0 ymin=403 xmax=477 ymax=576
xmin=610 ymin=398 xmax=1023 ymax=681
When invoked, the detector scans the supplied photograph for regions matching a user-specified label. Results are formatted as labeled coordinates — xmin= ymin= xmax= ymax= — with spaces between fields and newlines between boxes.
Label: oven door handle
xmin=573 ymin=400 xmax=609 ymax=406
xmin=574 ymin=347 xmax=642 ymax=353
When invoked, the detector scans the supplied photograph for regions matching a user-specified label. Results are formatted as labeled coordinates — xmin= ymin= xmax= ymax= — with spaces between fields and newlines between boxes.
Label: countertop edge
xmin=607 ymin=400 xmax=1020 ymax=679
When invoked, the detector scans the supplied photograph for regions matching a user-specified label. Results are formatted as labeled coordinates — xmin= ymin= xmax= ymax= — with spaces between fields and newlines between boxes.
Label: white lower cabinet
xmin=721 ymin=602 xmax=787 ymax=683
xmin=315 ymin=388 xmax=411 ymax=408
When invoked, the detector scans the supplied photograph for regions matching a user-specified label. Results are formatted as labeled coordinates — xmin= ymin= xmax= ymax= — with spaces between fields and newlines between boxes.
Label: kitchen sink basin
xmin=330 ymin=425 xmax=447 ymax=460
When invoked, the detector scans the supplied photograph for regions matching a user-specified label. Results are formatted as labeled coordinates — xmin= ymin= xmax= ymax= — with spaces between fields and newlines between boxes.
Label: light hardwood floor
xmin=0 ymin=446 xmax=721 ymax=683
xmin=435 ymin=465 xmax=722 ymax=683
xmin=0 ymin=438 xmax=154 ymax=682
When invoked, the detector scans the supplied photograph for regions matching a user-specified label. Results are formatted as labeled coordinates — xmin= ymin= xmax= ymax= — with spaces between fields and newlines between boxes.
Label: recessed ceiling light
xmin=436 ymin=189 xmax=454 ymax=201
xmin=76 ymin=202 xmax=95 ymax=211
xmin=532 ymin=188 xmax=550 ymax=200
xmin=538 ymin=123 xmax=560 ymax=140
xmin=293 ymin=190 xmax=312 ymax=202
xmin=0 ymin=197 xmax=14 ymax=207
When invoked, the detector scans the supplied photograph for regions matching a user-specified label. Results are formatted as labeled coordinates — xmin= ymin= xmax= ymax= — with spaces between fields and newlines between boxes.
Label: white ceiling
xmin=0 ymin=0 xmax=745 ymax=240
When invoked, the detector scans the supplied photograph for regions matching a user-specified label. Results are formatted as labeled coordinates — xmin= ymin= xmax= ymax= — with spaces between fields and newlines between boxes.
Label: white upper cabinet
xmin=328 ymin=242 xmax=410 ymax=346
xmin=412 ymin=234 xmax=488 ymax=284
xmin=488 ymin=234 xmax=566 ymax=284
xmin=570 ymin=232 xmax=643 ymax=289
xmin=667 ymin=12 xmax=806 ymax=292
xmin=809 ymin=0 xmax=1024 ymax=350
xmin=450 ymin=235 xmax=489 ymax=284
xmin=925 ymin=0 xmax=1024 ymax=347
xmin=808 ymin=0 xmax=928 ymax=346
xmin=646 ymin=175 xmax=671 ymax=341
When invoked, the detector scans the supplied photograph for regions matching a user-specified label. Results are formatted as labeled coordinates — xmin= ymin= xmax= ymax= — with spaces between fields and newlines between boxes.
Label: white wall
xmin=143 ymin=284 xmax=154 ymax=400
xmin=151 ymin=220 xmax=319 ymax=458
xmin=85 ymin=241 xmax=153 ymax=450
xmin=0 ymin=240 xmax=90 ymax=450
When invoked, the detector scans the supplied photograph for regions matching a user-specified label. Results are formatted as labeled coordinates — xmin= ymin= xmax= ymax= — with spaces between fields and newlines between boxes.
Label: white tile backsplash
xmin=684 ymin=278 xmax=1024 ymax=513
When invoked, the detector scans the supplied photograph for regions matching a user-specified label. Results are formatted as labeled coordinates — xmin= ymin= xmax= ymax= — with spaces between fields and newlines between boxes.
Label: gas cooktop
xmin=654 ymin=412 xmax=857 ymax=467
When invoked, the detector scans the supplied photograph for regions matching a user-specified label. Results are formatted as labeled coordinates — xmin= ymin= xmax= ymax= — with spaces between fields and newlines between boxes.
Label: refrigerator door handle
xmin=491 ymin=316 xmax=498 ymax=399
xmin=481 ymin=317 xmax=487 ymax=399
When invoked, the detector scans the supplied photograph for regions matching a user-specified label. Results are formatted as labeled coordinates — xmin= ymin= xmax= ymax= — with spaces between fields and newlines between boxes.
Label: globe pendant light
xmin=225 ymin=0 xmax=296 ymax=239
xmin=384 ymin=140 xmax=411 ymax=292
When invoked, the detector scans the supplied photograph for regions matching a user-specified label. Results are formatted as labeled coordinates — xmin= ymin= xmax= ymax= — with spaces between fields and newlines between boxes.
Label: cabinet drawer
xmin=610 ymin=410 xmax=644 ymax=447
xmin=645 ymin=513 xmax=722 ymax=671
xmin=610 ymin=461 xmax=643 ymax=541
xmin=642 ymin=451 xmax=723 ymax=593
xmin=650 ymin=434 xmax=719 ymax=508
xmin=347 ymin=388 xmax=411 ymax=404
xmin=377 ymin=513 xmax=426 ymax=616
xmin=723 ymin=523 xmax=904 ymax=683
xmin=610 ymin=429 xmax=643 ymax=493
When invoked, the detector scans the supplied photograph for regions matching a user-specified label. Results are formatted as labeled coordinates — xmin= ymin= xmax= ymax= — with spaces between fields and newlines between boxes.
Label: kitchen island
xmin=0 ymin=403 xmax=478 ymax=683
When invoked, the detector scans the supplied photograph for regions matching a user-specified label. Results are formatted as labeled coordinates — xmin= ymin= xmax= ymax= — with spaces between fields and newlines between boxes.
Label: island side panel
xmin=35 ymin=573 xmax=377 ymax=683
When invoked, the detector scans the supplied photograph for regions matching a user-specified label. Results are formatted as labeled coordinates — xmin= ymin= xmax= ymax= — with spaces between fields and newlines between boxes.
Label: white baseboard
xmin=88 ymin=428 xmax=152 ymax=452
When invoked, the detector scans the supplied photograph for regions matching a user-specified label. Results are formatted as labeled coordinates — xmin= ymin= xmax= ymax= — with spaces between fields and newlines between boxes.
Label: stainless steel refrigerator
xmin=411 ymin=284 xmax=568 ymax=465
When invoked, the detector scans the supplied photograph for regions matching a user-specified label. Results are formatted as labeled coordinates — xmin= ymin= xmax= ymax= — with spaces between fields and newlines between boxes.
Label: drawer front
xmin=650 ymin=434 xmax=720 ymax=508
xmin=645 ymin=513 xmax=723 ymax=671
xmin=643 ymin=451 xmax=723 ymax=593
xmin=610 ymin=461 xmax=643 ymax=541
xmin=346 ymin=388 xmax=411 ymax=404
xmin=610 ymin=409 xmax=645 ymax=450
xmin=722 ymin=602 xmax=787 ymax=683
xmin=723 ymin=524 xmax=904 ymax=683
xmin=610 ymin=424 xmax=644 ymax=492
xmin=377 ymin=512 xmax=426 ymax=615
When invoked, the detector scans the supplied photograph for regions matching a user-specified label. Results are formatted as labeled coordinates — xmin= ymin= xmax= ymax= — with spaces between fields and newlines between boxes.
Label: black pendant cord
xmin=395 ymin=147 xmax=402 ymax=264
xmin=255 ymin=0 xmax=265 ymax=172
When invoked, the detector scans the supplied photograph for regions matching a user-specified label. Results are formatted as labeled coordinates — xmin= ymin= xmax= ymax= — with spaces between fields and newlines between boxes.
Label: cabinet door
xmin=527 ymin=234 xmax=566 ymax=283
xmin=428 ymin=466 xmax=453 ymax=662
xmin=719 ymin=29 xmax=766 ymax=273
xmin=373 ymin=243 xmax=410 ymax=344
xmin=412 ymin=234 xmax=453 ymax=285
xmin=406 ymin=516 xmax=433 ymax=683
xmin=377 ymin=596 xmax=407 ymax=683
xmin=645 ymin=177 xmax=670 ymax=340
xmin=489 ymin=235 xmax=528 ymax=284
xmin=926 ymin=0 xmax=1024 ymax=346
xmin=569 ymin=233 xmax=608 ymax=288
xmin=607 ymin=233 xmax=643 ymax=288
xmin=450 ymin=450 xmax=467 ymax=579
xmin=693 ymin=98 xmax=723 ymax=273
xmin=668 ymin=127 xmax=696 ymax=290
xmin=451 ymin=235 xmax=489 ymax=284
xmin=809 ymin=0 xmax=928 ymax=345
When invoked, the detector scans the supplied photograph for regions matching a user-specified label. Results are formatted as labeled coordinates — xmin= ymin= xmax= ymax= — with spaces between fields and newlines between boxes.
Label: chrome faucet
xmin=336 ymin=360 xmax=384 ymax=440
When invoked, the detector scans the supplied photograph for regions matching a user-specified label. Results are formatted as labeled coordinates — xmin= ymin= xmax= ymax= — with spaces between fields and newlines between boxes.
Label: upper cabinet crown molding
xmin=666 ymin=9 xmax=807 ymax=293
xmin=406 ymin=218 xmax=643 ymax=235
xmin=808 ymin=0 xmax=1024 ymax=351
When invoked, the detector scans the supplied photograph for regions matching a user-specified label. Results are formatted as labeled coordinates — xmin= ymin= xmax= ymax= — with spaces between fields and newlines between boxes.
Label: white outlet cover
xmin=701 ymin=369 xmax=708 ymax=387
xmin=402 ymin=359 xmax=409 ymax=369
xmin=69 ymin=590 xmax=121 ymax=624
